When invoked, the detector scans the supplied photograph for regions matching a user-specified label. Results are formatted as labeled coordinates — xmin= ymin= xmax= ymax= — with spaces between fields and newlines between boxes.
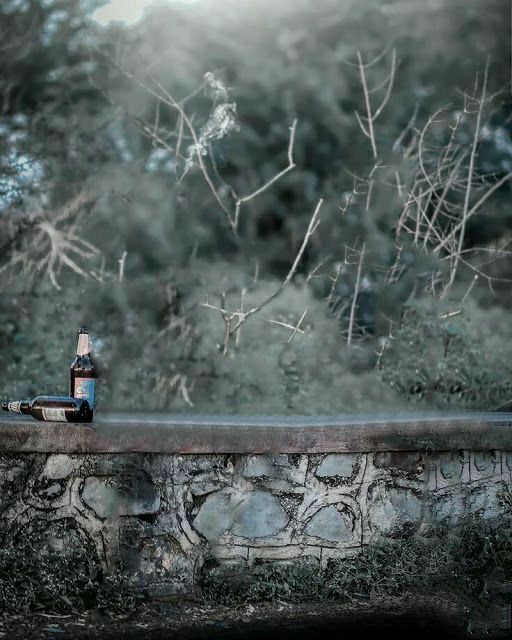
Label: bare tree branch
xmin=347 ymin=242 xmax=366 ymax=346
xmin=233 ymin=119 xmax=298 ymax=230
xmin=202 ymin=199 xmax=323 ymax=355
xmin=355 ymin=49 xmax=397 ymax=158
xmin=441 ymin=57 xmax=490 ymax=297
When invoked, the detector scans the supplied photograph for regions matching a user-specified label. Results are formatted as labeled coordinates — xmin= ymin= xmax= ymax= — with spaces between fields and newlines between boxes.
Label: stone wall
xmin=1 ymin=448 xmax=511 ymax=595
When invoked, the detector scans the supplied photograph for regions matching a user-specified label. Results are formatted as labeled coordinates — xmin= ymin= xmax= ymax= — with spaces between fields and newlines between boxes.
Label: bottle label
xmin=8 ymin=401 xmax=22 ymax=413
xmin=74 ymin=378 xmax=95 ymax=408
xmin=42 ymin=407 xmax=67 ymax=422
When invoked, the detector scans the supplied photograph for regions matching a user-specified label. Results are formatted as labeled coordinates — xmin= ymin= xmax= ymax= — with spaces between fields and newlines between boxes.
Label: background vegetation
xmin=0 ymin=0 xmax=511 ymax=414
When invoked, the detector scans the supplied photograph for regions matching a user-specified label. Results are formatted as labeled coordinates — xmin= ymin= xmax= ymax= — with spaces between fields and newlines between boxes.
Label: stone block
xmin=247 ymin=545 xmax=321 ymax=563
xmin=192 ymin=489 xmax=289 ymax=542
xmin=468 ymin=480 xmax=509 ymax=520
xmin=367 ymin=482 xmax=423 ymax=536
xmin=373 ymin=451 xmax=423 ymax=474
xmin=81 ymin=474 xmax=161 ymax=519
xmin=315 ymin=454 xmax=360 ymax=479
xmin=189 ymin=472 xmax=230 ymax=496
xmin=41 ymin=455 xmax=81 ymax=480
xmin=504 ymin=451 xmax=512 ymax=475
xmin=470 ymin=451 xmax=500 ymax=482
xmin=174 ymin=455 xmax=234 ymax=484
xmin=430 ymin=488 xmax=467 ymax=525
xmin=121 ymin=533 xmax=194 ymax=595
xmin=242 ymin=454 xmax=307 ymax=486
xmin=304 ymin=504 xmax=356 ymax=543
xmin=435 ymin=451 xmax=469 ymax=489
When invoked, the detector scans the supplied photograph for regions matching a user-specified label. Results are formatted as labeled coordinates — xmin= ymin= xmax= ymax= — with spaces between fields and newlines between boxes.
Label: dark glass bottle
xmin=2 ymin=396 xmax=93 ymax=422
xmin=70 ymin=327 xmax=96 ymax=410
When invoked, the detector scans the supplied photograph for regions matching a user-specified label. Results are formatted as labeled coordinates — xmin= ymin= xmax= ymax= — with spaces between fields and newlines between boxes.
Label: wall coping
xmin=1 ymin=412 xmax=512 ymax=453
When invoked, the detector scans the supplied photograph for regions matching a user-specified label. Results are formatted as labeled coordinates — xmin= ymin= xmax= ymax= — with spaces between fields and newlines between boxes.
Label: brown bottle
xmin=2 ymin=396 xmax=93 ymax=423
xmin=70 ymin=327 xmax=96 ymax=411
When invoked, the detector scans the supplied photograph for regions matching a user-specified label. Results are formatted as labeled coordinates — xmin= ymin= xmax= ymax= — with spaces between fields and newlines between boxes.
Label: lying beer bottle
xmin=2 ymin=396 xmax=93 ymax=422
xmin=70 ymin=327 xmax=96 ymax=410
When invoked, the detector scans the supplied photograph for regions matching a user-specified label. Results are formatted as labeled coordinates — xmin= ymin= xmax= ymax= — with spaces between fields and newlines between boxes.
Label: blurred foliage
xmin=0 ymin=0 xmax=511 ymax=412
xmin=380 ymin=299 xmax=512 ymax=410
xmin=0 ymin=0 xmax=112 ymax=207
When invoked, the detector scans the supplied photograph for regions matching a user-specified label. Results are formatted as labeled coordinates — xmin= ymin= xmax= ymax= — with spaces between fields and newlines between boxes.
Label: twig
xmin=287 ymin=309 xmax=308 ymax=343
xmin=235 ymin=288 xmax=246 ymax=350
xmin=441 ymin=58 xmax=489 ymax=297
xmin=118 ymin=250 xmax=127 ymax=283
xmin=393 ymin=102 xmax=419 ymax=152
xmin=422 ymin=152 xmax=466 ymax=249
xmin=202 ymin=199 xmax=322 ymax=355
xmin=233 ymin=119 xmax=298 ymax=230
xmin=375 ymin=316 xmax=395 ymax=370
xmin=306 ymin=254 xmax=332 ymax=283
xmin=109 ymin=57 xmax=300 ymax=234
xmin=461 ymin=274 xmax=478 ymax=303
xmin=387 ymin=244 xmax=404 ymax=284
xmin=230 ymin=198 xmax=322 ymax=334
xmin=263 ymin=309 xmax=310 ymax=343
xmin=326 ymin=262 xmax=344 ymax=305
xmin=355 ymin=49 xmax=397 ymax=158
xmin=439 ymin=310 xmax=461 ymax=319
xmin=435 ymin=169 xmax=512 ymax=254
xmin=347 ymin=242 xmax=366 ymax=346
xmin=418 ymin=107 xmax=448 ymax=190
xmin=0 ymin=192 xmax=100 ymax=289
xmin=150 ymin=77 xmax=236 ymax=228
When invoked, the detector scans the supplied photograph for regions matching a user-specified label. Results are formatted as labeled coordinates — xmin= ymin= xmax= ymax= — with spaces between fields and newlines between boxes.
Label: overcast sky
xmin=92 ymin=0 xmax=199 ymax=26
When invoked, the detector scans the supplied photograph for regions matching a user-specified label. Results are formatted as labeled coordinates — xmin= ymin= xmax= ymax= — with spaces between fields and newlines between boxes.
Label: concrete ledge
xmin=0 ymin=412 xmax=512 ymax=453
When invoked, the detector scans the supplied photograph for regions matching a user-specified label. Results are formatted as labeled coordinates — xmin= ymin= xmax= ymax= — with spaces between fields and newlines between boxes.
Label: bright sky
xmin=92 ymin=0 xmax=199 ymax=26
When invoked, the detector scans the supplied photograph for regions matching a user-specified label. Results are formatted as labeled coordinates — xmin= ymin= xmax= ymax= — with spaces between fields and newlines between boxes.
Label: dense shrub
xmin=0 ymin=520 xmax=143 ymax=616
xmin=199 ymin=516 xmax=512 ymax=606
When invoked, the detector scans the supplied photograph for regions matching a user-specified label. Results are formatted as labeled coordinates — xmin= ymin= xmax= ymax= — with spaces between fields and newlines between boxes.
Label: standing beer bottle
xmin=70 ymin=327 xmax=96 ymax=411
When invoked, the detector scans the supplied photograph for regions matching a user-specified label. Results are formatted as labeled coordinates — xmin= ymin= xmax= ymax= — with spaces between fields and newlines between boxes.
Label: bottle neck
xmin=5 ymin=400 xmax=30 ymax=414
xmin=77 ymin=333 xmax=90 ymax=356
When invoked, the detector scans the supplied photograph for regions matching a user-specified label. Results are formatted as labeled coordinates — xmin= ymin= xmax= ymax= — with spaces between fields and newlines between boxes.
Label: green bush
xmin=0 ymin=520 xmax=144 ymax=616
xmin=199 ymin=516 xmax=512 ymax=606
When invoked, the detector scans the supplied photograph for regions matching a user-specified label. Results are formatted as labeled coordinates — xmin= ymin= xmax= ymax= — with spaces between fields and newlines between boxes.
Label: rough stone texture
xmin=81 ymin=473 xmax=160 ymax=519
xmin=304 ymin=504 xmax=355 ymax=543
xmin=315 ymin=454 xmax=360 ymax=479
xmin=1 ymin=448 xmax=512 ymax=595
